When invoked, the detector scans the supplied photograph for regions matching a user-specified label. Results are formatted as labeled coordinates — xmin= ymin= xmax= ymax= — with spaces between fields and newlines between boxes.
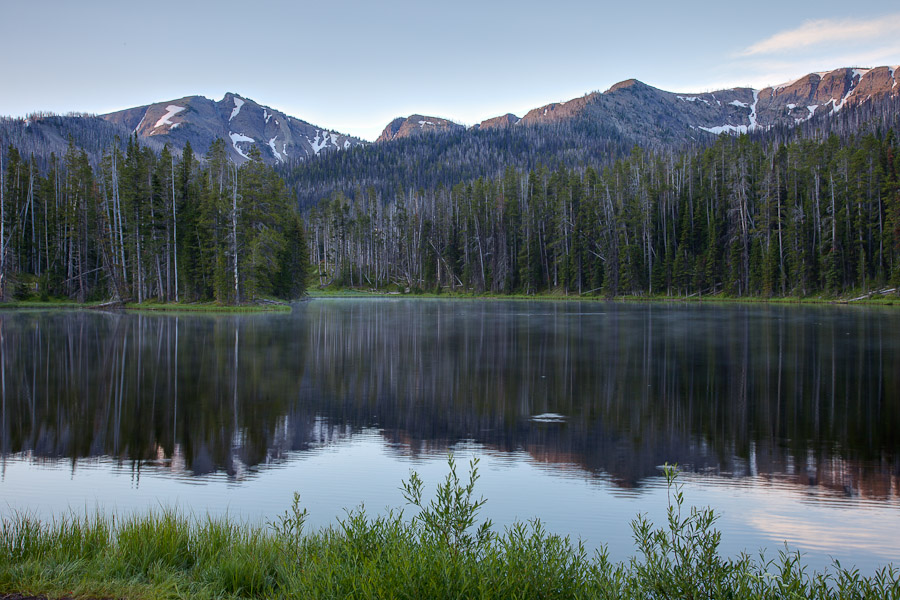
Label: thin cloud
xmin=739 ymin=14 xmax=900 ymax=56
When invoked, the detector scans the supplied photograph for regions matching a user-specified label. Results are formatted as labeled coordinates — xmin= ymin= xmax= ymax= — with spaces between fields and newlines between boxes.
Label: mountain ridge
xmin=380 ymin=65 xmax=899 ymax=142
xmin=2 ymin=64 xmax=898 ymax=169
xmin=100 ymin=92 xmax=365 ymax=164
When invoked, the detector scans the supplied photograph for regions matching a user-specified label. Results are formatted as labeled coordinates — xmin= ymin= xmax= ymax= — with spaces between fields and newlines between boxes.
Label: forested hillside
xmin=282 ymin=95 xmax=900 ymax=209
xmin=307 ymin=98 xmax=900 ymax=297
xmin=0 ymin=137 xmax=306 ymax=303
xmin=2 ymin=93 xmax=899 ymax=303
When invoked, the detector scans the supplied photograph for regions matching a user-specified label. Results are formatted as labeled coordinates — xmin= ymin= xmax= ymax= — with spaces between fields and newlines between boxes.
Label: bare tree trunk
xmin=232 ymin=164 xmax=240 ymax=304
xmin=28 ymin=163 xmax=36 ymax=276
xmin=831 ymin=176 xmax=836 ymax=253
xmin=112 ymin=150 xmax=127 ymax=284
xmin=0 ymin=153 xmax=4 ymax=301
xmin=136 ymin=206 xmax=143 ymax=304
xmin=777 ymin=178 xmax=784 ymax=294
xmin=172 ymin=152 xmax=179 ymax=302
xmin=156 ymin=254 xmax=164 ymax=301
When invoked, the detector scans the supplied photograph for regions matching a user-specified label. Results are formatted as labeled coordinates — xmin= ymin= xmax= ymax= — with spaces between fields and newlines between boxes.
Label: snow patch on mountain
xmin=418 ymin=120 xmax=437 ymax=127
xmin=133 ymin=113 xmax=146 ymax=135
xmin=830 ymin=77 xmax=861 ymax=114
xmin=852 ymin=68 xmax=871 ymax=79
xmin=677 ymin=95 xmax=710 ymax=105
xmin=263 ymin=109 xmax=272 ymax=124
xmin=229 ymin=132 xmax=254 ymax=160
xmin=230 ymin=97 xmax=245 ymax=121
xmin=748 ymin=89 xmax=760 ymax=130
xmin=699 ymin=89 xmax=761 ymax=136
xmin=308 ymin=131 xmax=329 ymax=155
xmin=268 ymin=136 xmax=284 ymax=162
xmin=154 ymin=105 xmax=185 ymax=129
xmin=699 ymin=124 xmax=749 ymax=135
xmin=794 ymin=105 xmax=819 ymax=124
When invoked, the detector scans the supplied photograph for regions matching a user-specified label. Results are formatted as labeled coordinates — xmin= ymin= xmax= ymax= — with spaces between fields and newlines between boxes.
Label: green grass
xmin=0 ymin=300 xmax=292 ymax=313
xmin=122 ymin=300 xmax=292 ymax=313
xmin=308 ymin=286 xmax=900 ymax=307
xmin=1 ymin=299 xmax=107 ymax=309
xmin=2 ymin=458 xmax=898 ymax=599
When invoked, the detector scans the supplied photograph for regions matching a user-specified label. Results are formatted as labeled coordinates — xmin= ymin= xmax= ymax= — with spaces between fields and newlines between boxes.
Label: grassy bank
xmin=2 ymin=458 xmax=897 ymax=600
xmin=309 ymin=286 xmax=900 ymax=306
xmin=0 ymin=300 xmax=292 ymax=313
xmin=122 ymin=300 xmax=291 ymax=313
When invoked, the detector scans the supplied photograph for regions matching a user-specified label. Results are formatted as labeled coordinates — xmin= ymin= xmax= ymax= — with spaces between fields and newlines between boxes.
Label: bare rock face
xmin=520 ymin=93 xmax=599 ymax=125
xmin=851 ymin=66 xmax=898 ymax=104
xmin=476 ymin=113 xmax=520 ymax=130
xmin=375 ymin=114 xmax=465 ymax=142
xmin=377 ymin=117 xmax=407 ymax=142
xmin=102 ymin=93 xmax=364 ymax=164
xmin=752 ymin=67 xmax=899 ymax=125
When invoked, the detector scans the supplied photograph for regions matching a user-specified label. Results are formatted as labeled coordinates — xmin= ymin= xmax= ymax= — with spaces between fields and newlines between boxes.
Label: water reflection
xmin=1 ymin=301 xmax=899 ymax=504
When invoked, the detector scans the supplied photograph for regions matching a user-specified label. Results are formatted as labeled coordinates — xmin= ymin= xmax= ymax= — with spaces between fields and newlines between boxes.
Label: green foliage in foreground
xmin=2 ymin=458 xmax=898 ymax=599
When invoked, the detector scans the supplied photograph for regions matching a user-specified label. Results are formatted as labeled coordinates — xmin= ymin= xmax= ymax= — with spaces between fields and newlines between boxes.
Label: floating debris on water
xmin=529 ymin=413 xmax=567 ymax=423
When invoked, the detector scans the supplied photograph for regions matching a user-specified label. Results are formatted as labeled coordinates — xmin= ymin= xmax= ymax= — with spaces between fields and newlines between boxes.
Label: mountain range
xmin=381 ymin=65 xmax=899 ymax=142
xmin=1 ymin=65 xmax=898 ymax=168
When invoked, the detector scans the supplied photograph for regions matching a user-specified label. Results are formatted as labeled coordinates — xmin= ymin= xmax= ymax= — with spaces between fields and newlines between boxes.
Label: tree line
xmin=307 ymin=128 xmax=900 ymax=297
xmin=0 ymin=137 xmax=306 ymax=303
xmin=4 ymin=100 xmax=900 ymax=302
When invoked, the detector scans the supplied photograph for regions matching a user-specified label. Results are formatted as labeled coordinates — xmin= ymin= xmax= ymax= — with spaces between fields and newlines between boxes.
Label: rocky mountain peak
xmin=101 ymin=93 xmax=364 ymax=165
xmin=477 ymin=113 xmax=521 ymax=130
xmin=605 ymin=78 xmax=645 ymax=94
xmin=375 ymin=114 xmax=465 ymax=143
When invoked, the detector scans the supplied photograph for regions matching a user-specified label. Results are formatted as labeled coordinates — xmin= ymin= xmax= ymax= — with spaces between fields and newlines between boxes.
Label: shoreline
xmin=307 ymin=288 xmax=900 ymax=306
xmin=2 ymin=288 xmax=897 ymax=312
xmin=0 ymin=300 xmax=293 ymax=313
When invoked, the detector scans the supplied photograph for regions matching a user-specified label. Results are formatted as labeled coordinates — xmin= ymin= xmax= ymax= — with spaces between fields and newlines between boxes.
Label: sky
xmin=1 ymin=0 xmax=899 ymax=141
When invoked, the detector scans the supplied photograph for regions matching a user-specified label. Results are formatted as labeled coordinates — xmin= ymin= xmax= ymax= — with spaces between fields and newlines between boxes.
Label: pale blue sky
xmin=2 ymin=0 xmax=899 ymax=140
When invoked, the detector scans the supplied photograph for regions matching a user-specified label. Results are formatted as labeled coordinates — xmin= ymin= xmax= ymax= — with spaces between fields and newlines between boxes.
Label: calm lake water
xmin=1 ymin=299 xmax=899 ymax=572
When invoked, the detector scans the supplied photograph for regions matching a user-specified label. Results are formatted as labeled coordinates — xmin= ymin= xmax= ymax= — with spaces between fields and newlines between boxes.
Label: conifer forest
xmin=308 ymin=128 xmax=900 ymax=298
xmin=0 ymin=137 xmax=307 ymax=303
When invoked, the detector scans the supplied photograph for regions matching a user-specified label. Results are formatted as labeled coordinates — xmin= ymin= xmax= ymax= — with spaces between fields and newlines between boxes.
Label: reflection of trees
xmin=0 ymin=311 xmax=316 ymax=476
xmin=298 ymin=301 xmax=899 ymax=494
xmin=0 ymin=302 xmax=898 ymax=498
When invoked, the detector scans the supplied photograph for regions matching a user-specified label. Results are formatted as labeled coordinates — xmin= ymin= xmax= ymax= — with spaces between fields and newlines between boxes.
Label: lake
xmin=1 ymin=299 xmax=898 ymax=572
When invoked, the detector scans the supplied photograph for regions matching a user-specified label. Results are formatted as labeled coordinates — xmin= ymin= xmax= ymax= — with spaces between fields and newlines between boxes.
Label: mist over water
xmin=1 ymin=300 xmax=898 ymax=570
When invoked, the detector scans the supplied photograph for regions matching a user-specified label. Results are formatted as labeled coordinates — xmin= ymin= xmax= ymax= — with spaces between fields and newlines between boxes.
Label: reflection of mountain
xmin=1 ymin=302 xmax=898 ymax=498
